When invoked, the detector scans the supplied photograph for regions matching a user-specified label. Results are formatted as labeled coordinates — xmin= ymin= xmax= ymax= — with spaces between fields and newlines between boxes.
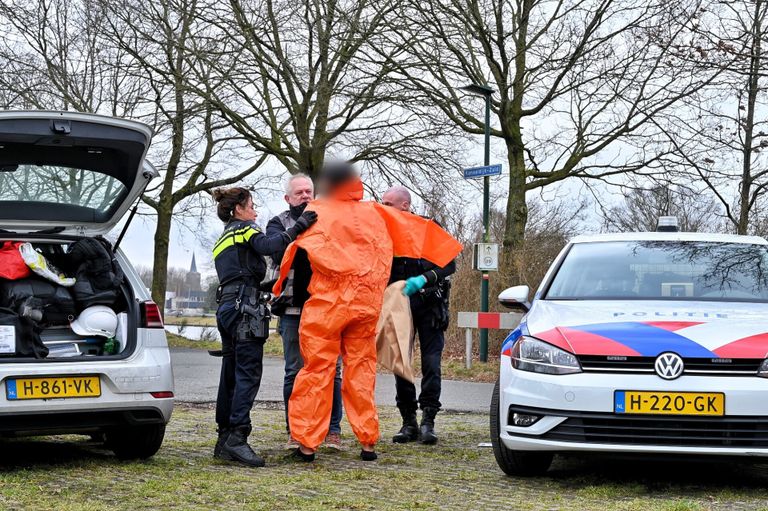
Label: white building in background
xmin=165 ymin=253 xmax=207 ymax=316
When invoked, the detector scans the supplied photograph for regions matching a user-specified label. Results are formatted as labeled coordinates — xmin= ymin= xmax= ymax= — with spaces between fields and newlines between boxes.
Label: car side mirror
xmin=498 ymin=285 xmax=531 ymax=312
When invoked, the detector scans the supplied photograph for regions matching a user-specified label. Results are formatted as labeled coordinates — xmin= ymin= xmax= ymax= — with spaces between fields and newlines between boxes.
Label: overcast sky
xmin=114 ymin=181 xmax=290 ymax=279
xmin=114 ymin=131 xmax=608 ymax=280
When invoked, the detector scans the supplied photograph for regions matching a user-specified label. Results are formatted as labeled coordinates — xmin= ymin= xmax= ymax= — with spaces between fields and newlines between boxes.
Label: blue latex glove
xmin=402 ymin=275 xmax=427 ymax=296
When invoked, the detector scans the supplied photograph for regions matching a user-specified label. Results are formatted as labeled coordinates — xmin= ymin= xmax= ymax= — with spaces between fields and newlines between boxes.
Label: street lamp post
xmin=461 ymin=83 xmax=495 ymax=363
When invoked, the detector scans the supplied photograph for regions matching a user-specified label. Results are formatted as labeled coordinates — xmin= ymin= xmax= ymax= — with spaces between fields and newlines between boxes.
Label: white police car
xmin=491 ymin=221 xmax=768 ymax=476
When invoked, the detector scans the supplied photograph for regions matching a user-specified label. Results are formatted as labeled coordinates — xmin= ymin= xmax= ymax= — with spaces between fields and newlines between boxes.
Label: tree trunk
xmin=738 ymin=0 xmax=763 ymax=235
xmin=294 ymin=144 xmax=326 ymax=182
xmin=503 ymin=137 xmax=528 ymax=251
xmin=150 ymin=201 xmax=173 ymax=315
xmin=502 ymin=0 xmax=531 ymax=255
xmin=310 ymin=147 xmax=325 ymax=181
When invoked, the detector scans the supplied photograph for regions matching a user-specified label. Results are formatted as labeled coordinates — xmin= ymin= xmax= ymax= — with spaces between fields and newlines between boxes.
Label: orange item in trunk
xmin=0 ymin=241 xmax=32 ymax=280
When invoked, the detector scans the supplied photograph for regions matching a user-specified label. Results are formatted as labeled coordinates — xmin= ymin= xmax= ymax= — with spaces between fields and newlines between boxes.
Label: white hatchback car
xmin=0 ymin=111 xmax=173 ymax=459
xmin=491 ymin=228 xmax=768 ymax=475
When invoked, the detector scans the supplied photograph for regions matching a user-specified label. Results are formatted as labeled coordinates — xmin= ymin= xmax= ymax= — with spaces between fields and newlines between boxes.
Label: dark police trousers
xmin=395 ymin=296 xmax=444 ymax=411
xmin=215 ymin=301 xmax=266 ymax=428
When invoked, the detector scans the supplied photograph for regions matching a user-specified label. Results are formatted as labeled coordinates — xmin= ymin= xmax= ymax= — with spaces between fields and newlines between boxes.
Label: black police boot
xmin=213 ymin=427 xmax=230 ymax=459
xmin=420 ymin=407 xmax=439 ymax=445
xmin=219 ymin=425 xmax=265 ymax=467
xmin=392 ymin=407 xmax=419 ymax=443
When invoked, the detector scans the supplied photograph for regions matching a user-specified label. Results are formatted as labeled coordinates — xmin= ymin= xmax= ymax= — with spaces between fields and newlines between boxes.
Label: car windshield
xmin=545 ymin=240 xmax=768 ymax=302
xmin=0 ymin=164 xmax=126 ymax=213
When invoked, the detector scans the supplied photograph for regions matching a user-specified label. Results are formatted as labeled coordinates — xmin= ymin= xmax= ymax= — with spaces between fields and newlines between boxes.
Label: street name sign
xmin=463 ymin=164 xmax=502 ymax=179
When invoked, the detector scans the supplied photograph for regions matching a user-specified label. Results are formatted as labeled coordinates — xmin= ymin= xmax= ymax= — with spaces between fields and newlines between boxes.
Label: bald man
xmin=381 ymin=186 xmax=456 ymax=445
xmin=381 ymin=185 xmax=412 ymax=211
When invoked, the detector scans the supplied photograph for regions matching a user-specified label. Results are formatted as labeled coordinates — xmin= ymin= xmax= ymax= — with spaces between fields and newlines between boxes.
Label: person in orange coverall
xmin=273 ymin=162 xmax=462 ymax=462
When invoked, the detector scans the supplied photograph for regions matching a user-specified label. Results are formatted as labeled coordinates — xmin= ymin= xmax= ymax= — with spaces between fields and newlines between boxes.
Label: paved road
xmin=170 ymin=348 xmax=494 ymax=413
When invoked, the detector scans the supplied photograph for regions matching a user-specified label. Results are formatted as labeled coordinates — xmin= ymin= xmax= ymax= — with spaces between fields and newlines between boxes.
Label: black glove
xmin=287 ymin=210 xmax=318 ymax=239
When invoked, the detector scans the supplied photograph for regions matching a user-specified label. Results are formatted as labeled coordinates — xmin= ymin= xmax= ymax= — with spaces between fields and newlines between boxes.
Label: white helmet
xmin=70 ymin=306 xmax=118 ymax=338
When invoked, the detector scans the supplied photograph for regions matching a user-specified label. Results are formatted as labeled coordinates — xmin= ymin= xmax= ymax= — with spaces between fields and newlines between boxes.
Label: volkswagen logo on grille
xmin=654 ymin=352 xmax=684 ymax=380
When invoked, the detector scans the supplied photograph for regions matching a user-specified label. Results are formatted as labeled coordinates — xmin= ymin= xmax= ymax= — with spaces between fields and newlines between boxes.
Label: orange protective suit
xmin=273 ymin=178 xmax=462 ymax=450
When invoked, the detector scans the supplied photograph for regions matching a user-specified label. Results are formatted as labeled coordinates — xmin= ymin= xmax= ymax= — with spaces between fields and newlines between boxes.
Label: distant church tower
xmin=185 ymin=252 xmax=202 ymax=292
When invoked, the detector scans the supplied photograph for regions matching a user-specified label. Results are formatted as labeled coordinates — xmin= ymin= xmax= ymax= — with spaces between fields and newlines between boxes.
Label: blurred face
xmin=316 ymin=178 xmax=331 ymax=198
xmin=285 ymin=177 xmax=314 ymax=207
xmin=382 ymin=189 xmax=411 ymax=212
xmin=234 ymin=196 xmax=257 ymax=222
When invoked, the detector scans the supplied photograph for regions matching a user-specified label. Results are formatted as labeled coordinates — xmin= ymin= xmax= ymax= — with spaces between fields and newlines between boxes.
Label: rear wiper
xmin=0 ymin=226 xmax=66 ymax=235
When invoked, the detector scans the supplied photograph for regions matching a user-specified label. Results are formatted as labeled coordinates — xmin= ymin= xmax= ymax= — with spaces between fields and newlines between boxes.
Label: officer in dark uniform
xmin=211 ymin=187 xmax=317 ymax=467
xmin=382 ymin=186 xmax=456 ymax=444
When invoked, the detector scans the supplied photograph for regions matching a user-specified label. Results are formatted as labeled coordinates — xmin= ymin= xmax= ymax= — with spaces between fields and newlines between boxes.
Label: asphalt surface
xmin=170 ymin=348 xmax=494 ymax=413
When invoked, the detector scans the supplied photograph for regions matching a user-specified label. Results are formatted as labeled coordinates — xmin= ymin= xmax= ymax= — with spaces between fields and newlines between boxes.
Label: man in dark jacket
xmin=266 ymin=173 xmax=344 ymax=450
xmin=382 ymin=185 xmax=456 ymax=445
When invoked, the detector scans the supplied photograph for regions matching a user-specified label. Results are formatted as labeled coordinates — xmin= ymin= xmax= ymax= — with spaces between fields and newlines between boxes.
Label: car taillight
xmin=150 ymin=391 xmax=174 ymax=399
xmin=141 ymin=301 xmax=164 ymax=328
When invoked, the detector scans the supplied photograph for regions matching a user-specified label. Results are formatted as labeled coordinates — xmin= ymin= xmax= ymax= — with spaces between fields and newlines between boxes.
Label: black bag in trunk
xmin=0 ymin=278 xmax=76 ymax=325
xmin=0 ymin=307 xmax=47 ymax=358
xmin=66 ymin=237 xmax=125 ymax=311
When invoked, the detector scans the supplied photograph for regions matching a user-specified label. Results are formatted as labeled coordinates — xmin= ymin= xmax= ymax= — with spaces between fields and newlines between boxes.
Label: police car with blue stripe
xmin=491 ymin=217 xmax=768 ymax=475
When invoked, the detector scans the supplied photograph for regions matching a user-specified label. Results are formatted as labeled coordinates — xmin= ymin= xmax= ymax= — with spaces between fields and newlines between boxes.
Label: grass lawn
xmin=164 ymin=315 xmax=217 ymax=327
xmin=165 ymin=315 xmax=278 ymax=329
xmin=165 ymin=332 xmax=284 ymax=356
xmin=438 ymin=357 xmax=498 ymax=383
xmin=2 ymin=403 xmax=767 ymax=510
xmin=165 ymin=332 xmax=220 ymax=352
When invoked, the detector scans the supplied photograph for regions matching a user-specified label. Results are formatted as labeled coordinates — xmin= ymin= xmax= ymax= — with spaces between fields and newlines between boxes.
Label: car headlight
xmin=510 ymin=336 xmax=581 ymax=375
xmin=759 ymin=359 xmax=768 ymax=378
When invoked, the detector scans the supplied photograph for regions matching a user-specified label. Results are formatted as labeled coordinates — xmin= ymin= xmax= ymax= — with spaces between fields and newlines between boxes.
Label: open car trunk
xmin=0 ymin=238 xmax=138 ymax=362
xmin=0 ymin=111 xmax=154 ymax=362
xmin=0 ymin=111 xmax=156 ymax=236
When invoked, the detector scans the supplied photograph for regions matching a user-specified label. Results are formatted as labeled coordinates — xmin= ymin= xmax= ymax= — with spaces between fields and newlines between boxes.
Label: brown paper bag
xmin=376 ymin=281 xmax=415 ymax=383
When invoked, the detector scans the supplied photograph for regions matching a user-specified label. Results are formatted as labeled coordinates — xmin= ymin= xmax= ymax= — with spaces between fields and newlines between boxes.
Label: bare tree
xmin=97 ymin=0 xmax=273 ymax=308
xmin=659 ymin=0 xmax=768 ymax=234
xmin=446 ymin=198 xmax=584 ymax=356
xmin=388 ymin=0 xmax=720 ymax=258
xmin=135 ymin=264 xmax=201 ymax=296
xmin=0 ymin=165 xmax=123 ymax=211
xmin=0 ymin=0 xmax=271 ymax=310
xmin=0 ymin=0 xmax=145 ymax=115
xmin=750 ymin=207 xmax=768 ymax=237
xmin=597 ymin=183 xmax=722 ymax=232
xmin=135 ymin=265 xmax=153 ymax=289
xmin=196 ymin=0 xmax=463 ymax=194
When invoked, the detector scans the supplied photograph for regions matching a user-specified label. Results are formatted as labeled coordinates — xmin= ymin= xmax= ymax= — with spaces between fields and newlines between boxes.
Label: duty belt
xmin=216 ymin=282 xmax=247 ymax=304
xmin=220 ymin=283 xmax=242 ymax=296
